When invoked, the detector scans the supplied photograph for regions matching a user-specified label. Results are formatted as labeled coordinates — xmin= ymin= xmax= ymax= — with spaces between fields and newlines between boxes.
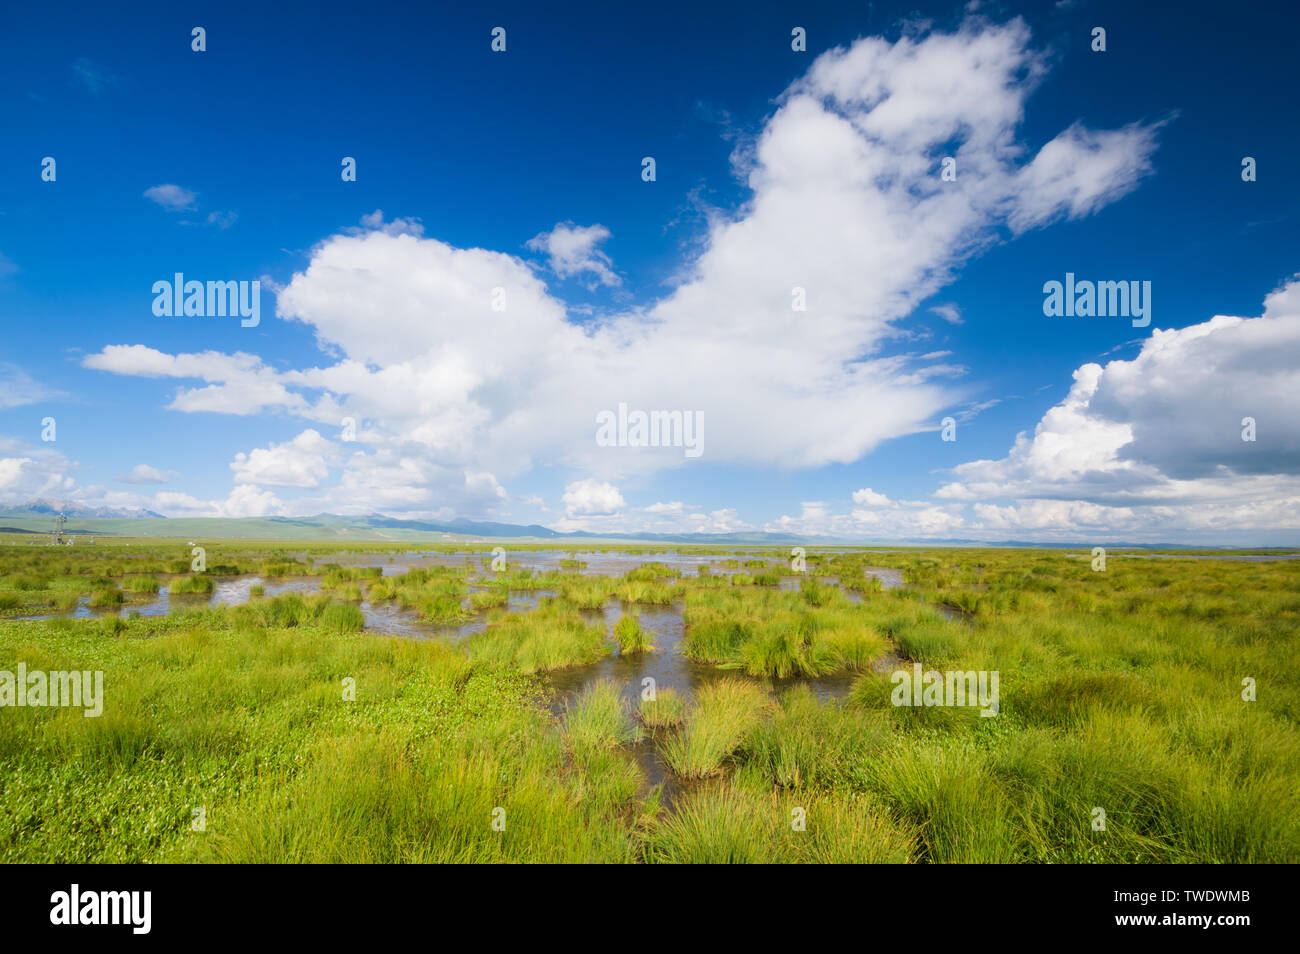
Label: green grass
xmin=617 ymin=580 xmax=678 ymax=604
xmin=614 ymin=612 xmax=654 ymax=654
xmin=234 ymin=592 xmax=316 ymax=628
xmin=661 ymin=679 xmax=772 ymax=778
xmin=1 ymin=538 xmax=1297 ymax=863
xmin=638 ymin=687 xmax=686 ymax=728
xmin=744 ymin=686 xmax=892 ymax=789
xmin=640 ymin=768 xmax=916 ymax=863
xmin=0 ymin=613 xmax=647 ymax=863
xmin=557 ymin=575 xmax=615 ymax=610
xmin=468 ymin=589 xmax=508 ymax=611
xmin=319 ymin=602 xmax=365 ymax=633
xmin=86 ymin=587 xmax=125 ymax=608
xmin=564 ymin=681 xmax=642 ymax=754
xmin=681 ymin=588 xmax=888 ymax=676
xmin=625 ymin=563 xmax=681 ymax=582
xmin=466 ymin=602 xmax=611 ymax=673
xmin=169 ymin=575 xmax=214 ymax=595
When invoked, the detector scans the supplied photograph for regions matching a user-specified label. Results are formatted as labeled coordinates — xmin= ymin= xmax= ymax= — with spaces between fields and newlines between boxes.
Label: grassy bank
xmin=1 ymin=541 xmax=1298 ymax=863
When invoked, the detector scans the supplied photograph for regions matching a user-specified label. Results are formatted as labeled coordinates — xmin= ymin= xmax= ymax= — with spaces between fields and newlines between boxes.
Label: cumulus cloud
xmin=84 ymin=346 xmax=309 ymax=416
xmin=0 ymin=452 xmax=77 ymax=500
xmin=852 ymin=487 xmax=891 ymax=506
xmin=932 ymin=276 xmax=1300 ymax=535
xmin=562 ymin=479 xmax=625 ymax=517
xmin=551 ymin=500 xmax=753 ymax=535
xmin=356 ymin=209 xmax=425 ymax=237
xmin=151 ymin=485 xmax=285 ymax=519
xmin=765 ymin=498 xmax=967 ymax=538
xmin=526 ymin=222 xmax=621 ymax=287
xmin=231 ymin=429 xmax=335 ymax=488
xmin=761 ymin=277 xmax=1300 ymax=542
xmin=82 ymin=17 xmax=1164 ymax=523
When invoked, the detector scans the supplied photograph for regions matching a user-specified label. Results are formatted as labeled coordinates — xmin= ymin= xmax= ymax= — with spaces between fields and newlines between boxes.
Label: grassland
xmin=1 ymin=536 xmax=1297 ymax=863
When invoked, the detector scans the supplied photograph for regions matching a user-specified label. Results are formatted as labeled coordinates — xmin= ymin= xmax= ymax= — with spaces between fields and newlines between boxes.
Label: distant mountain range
xmin=0 ymin=499 xmax=1291 ymax=548
xmin=215 ymin=512 xmax=817 ymax=544
xmin=0 ymin=501 xmax=792 ymax=542
xmin=0 ymin=499 xmax=166 ymax=519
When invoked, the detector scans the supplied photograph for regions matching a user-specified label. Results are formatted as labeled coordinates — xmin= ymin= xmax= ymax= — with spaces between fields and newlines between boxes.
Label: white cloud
xmin=526 ymin=222 xmax=621 ymax=287
xmin=83 ymin=17 xmax=1164 ymax=521
xmin=151 ymin=485 xmax=285 ymax=519
xmin=84 ymin=346 xmax=309 ymax=416
xmin=562 ymin=479 xmax=626 ymax=517
xmin=231 ymin=429 xmax=335 ymax=488
xmin=0 ymin=454 xmax=77 ymax=499
xmin=852 ymin=487 xmax=891 ymax=506
xmin=357 ymin=209 xmax=425 ymax=237
xmin=143 ymin=184 xmax=197 ymax=211
xmin=465 ymin=470 xmax=507 ymax=501
xmin=1009 ymin=121 xmax=1163 ymax=234
xmin=765 ymin=498 xmax=967 ymax=538
xmin=932 ymin=276 xmax=1300 ymax=536
xmin=929 ymin=303 xmax=963 ymax=325
xmin=549 ymin=500 xmax=753 ymax=535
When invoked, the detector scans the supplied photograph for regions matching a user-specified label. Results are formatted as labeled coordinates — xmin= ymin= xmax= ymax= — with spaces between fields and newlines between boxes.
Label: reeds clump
xmin=335 ymin=583 xmax=363 ymax=602
xmin=618 ymin=580 xmax=678 ymax=604
xmin=366 ymin=582 xmax=394 ymax=601
xmin=739 ymin=618 xmax=840 ymax=678
xmin=557 ymin=575 xmax=615 ymax=610
xmin=625 ymin=563 xmax=681 ymax=582
xmin=642 ymin=784 xmax=916 ymax=864
xmin=615 ymin=612 xmax=654 ymax=654
xmin=469 ymin=589 xmax=508 ymax=611
xmin=169 ymin=575 xmax=214 ymax=595
xmin=638 ymin=687 xmax=686 ymax=728
xmin=564 ymin=681 xmax=641 ymax=754
xmin=245 ymin=592 xmax=316 ymax=628
xmin=318 ymin=601 xmax=365 ymax=633
xmin=466 ymin=604 xmax=610 ymax=673
xmin=744 ymin=686 xmax=890 ymax=789
xmin=661 ymin=679 xmax=771 ymax=778
xmin=87 ymin=587 xmax=125 ymax=607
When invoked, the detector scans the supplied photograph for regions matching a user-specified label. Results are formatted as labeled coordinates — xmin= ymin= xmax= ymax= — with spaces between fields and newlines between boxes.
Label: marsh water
xmin=22 ymin=549 xmax=932 ymax=806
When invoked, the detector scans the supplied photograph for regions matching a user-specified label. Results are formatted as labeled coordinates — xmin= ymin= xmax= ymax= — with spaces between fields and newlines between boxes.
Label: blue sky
xmin=1 ymin=0 xmax=1298 ymax=542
